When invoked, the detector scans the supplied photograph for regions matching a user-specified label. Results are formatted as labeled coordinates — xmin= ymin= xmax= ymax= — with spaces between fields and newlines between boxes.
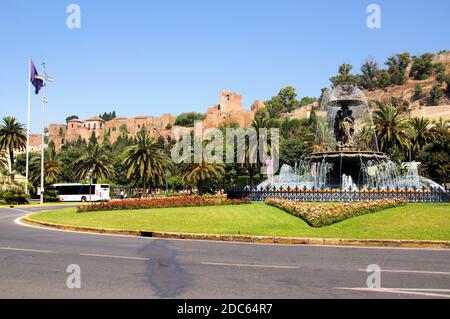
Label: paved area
xmin=1 ymin=206 xmax=449 ymax=299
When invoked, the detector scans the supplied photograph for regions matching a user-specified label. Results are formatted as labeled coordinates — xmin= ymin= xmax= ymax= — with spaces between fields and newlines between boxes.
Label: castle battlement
xmin=49 ymin=91 xmax=265 ymax=150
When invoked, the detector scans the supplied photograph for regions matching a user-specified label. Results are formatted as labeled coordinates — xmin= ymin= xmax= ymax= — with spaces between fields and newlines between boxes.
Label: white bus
xmin=52 ymin=184 xmax=111 ymax=202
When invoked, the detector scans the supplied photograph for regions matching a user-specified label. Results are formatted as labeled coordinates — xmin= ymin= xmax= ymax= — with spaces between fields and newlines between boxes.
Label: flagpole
xmin=25 ymin=57 xmax=31 ymax=195
xmin=40 ymin=62 xmax=46 ymax=205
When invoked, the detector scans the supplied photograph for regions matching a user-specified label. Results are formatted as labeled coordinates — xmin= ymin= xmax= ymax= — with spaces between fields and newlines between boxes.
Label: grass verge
xmin=28 ymin=203 xmax=450 ymax=241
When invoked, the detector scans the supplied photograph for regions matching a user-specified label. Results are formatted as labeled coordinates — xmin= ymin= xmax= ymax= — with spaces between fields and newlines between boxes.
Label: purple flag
xmin=30 ymin=59 xmax=43 ymax=95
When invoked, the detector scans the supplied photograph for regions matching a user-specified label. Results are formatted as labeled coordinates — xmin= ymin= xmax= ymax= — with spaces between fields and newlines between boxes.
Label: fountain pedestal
xmin=306 ymin=151 xmax=388 ymax=189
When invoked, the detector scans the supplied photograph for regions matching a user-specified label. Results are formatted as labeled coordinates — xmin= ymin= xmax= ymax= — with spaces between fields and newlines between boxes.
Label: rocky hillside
xmin=364 ymin=51 xmax=450 ymax=109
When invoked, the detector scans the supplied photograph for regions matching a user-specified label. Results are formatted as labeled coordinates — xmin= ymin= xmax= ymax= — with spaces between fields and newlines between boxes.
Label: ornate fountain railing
xmin=227 ymin=186 xmax=450 ymax=203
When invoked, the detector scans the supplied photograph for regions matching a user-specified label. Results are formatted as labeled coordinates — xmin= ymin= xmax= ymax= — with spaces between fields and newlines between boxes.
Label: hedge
xmin=77 ymin=195 xmax=251 ymax=212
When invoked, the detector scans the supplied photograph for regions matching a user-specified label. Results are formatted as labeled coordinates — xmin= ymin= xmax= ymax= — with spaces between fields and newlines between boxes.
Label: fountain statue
xmin=257 ymin=85 xmax=444 ymax=191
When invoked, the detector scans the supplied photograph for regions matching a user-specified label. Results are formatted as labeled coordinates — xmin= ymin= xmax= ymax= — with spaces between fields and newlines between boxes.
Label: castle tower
xmin=219 ymin=90 xmax=242 ymax=113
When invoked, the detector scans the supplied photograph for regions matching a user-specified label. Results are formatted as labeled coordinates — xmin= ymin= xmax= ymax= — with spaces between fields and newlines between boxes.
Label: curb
xmin=22 ymin=217 xmax=450 ymax=249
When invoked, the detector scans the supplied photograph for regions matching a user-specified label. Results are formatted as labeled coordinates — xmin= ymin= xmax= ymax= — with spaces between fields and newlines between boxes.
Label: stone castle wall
xmin=48 ymin=91 xmax=265 ymax=150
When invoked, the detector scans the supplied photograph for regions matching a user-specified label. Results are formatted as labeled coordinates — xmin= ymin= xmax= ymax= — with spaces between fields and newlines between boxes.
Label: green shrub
xmin=44 ymin=190 xmax=60 ymax=203
xmin=414 ymin=84 xmax=423 ymax=98
xmin=430 ymin=85 xmax=443 ymax=106
xmin=2 ymin=191 xmax=29 ymax=205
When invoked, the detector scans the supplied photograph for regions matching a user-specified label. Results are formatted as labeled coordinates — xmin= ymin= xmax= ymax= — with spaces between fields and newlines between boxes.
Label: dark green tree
xmin=360 ymin=58 xmax=380 ymax=89
xmin=330 ymin=64 xmax=360 ymax=87
xmin=174 ymin=112 xmax=206 ymax=127
xmin=385 ymin=52 xmax=410 ymax=85
xmin=410 ymin=53 xmax=434 ymax=80
xmin=430 ymin=85 xmax=443 ymax=106
xmin=265 ymin=86 xmax=301 ymax=118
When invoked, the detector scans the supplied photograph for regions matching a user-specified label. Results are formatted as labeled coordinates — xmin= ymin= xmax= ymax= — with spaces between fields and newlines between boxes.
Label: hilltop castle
xmin=48 ymin=91 xmax=266 ymax=150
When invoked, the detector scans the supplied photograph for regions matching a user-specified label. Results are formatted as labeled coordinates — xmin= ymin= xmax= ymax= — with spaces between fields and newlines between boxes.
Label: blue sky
xmin=0 ymin=0 xmax=449 ymax=133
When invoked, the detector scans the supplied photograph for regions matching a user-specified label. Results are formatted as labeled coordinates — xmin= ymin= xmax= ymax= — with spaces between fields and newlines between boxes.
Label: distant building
xmin=48 ymin=90 xmax=267 ymax=150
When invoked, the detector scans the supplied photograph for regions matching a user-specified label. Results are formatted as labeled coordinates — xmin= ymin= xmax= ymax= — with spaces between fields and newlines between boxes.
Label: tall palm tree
xmin=74 ymin=144 xmax=114 ymax=183
xmin=373 ymin=103 xmax=410 ymax=154
xmin=409 ymin=117 xmax=432 ymax=155
xmin=178 ymin=136 xmax=225 ymax=195
xmin=0 ymin=151 xmax=7 ymax=170
xmin=236 ymin=116 xmax=279 ymax=187
xmin=123 ymin=130 xmax=170 ymax=196
xmin=184 ymin=161 xmax=225 ymax=195
xmin=360 ymin=58 xmax=380 ymax=89
xmin=29 ymin=147 xmax=62 ymax=186
xmin=0 ymin=117 xmax=27 ymax=172
xmin=355 ymin=126 xmax=375 ymax=151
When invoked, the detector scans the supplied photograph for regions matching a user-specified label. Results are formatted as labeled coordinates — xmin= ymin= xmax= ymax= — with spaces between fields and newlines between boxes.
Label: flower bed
xmin=77 ymin=195 xmax=251 ymax=212
xmin=265 ymin=198 xmax=408 ymax=227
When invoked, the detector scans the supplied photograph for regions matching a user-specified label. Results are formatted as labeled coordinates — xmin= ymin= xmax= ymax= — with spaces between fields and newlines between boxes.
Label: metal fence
xmin=227 ymin=186 xmax=450 ymax=203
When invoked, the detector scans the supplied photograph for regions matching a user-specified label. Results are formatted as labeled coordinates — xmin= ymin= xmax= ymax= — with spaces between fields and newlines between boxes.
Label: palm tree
xmin=236 ymin=116 xmax=279 ymax=187
xmin=409 ymin=117 xmax=432 ymax=156
xmin=184 ymin=161 xmax=225 ymax=195
xmin=0 ymin=151 xmax=7 ymax=170
xmin=430 ymin=118 xmax=449 ymax=141
xmin=373 ymin=103 xmax=410 ymax=154
xmin=123 ymin=130 xmax=170 ymax=197
xmin=0 ymin=117 xmax=27 ymax=172
xmin=314 ymin=117 xmax=334 ymax=152
xmin=74 ymin=144 xmax=114 ymax=183
xmin=355 ymin=126 xmax=375 ymax=151
xmin=360 ymin=58 xmax=380 ymax=89
xmin=29 ymin=147 xmax=62 ymax=186
xmin=178 ymin=136 xmax=225 ymax=195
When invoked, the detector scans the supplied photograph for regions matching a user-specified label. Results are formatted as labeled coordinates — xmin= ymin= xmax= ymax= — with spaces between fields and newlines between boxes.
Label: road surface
xmin=0 ymin=206 xmax=449 ymax=299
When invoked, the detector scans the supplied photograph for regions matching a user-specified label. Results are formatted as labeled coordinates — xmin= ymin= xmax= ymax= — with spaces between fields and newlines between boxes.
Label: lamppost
xmin=87 ymin=168 xmax=93 ymax=204
xmin=408 ymin=106 xmax=412 ymax=163
xmin=39 ymin=64 xmax=48 ymax=205
xmin=165 ymin=170 xmax=169 ymax=194
xmin=38 ymin=62 xmax=54 ymax=205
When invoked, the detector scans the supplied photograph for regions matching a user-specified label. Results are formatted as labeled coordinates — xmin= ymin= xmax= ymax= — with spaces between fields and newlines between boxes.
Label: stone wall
xmin=48 ymin=90 xmax=263 ymax=150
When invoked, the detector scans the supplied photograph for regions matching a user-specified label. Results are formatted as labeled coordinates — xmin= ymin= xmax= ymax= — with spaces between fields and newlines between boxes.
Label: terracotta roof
xmin=86 ymin=116 xmax=105 ymax=122
xmin=68 ymin=118 xmax=84 ymax=123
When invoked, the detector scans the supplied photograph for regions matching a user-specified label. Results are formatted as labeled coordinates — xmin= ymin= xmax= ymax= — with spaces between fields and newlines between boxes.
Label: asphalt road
xmin=0 ymin=206 xmax=449 ymax=299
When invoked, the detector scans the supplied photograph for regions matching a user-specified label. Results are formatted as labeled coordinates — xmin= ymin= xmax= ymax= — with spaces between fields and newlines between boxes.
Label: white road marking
xmin=0 ymin=247 xmax=55 ymax=254
xmin=202 ymin=262 xmax=300 ymax=269
xmin=337 ymin=287 xmax=450 ymax=298
xmin=358 ymin=269 xmax=450 ymax=276
xmin=15 ymin=216 xmax=152 ymax=240
xmin=79 ymin=253 xmax=149 ymax=261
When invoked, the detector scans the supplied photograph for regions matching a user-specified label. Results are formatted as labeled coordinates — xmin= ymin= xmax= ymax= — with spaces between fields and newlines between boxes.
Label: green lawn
xmin=28 ymin=203 xmax=450 ymax=241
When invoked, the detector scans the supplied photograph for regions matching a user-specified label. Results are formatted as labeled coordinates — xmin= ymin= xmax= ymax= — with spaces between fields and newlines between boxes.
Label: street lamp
xmin=38 ymin=62 xmax=54 ymax=205
xmin=39 ymin=67 xmax=48 ymax=205
xmin=165 ymin=170 xmax=169 ymax=194
xmin=408 ymin=106 xmax=412 ymax=163
xmin=86 ymin=168 xmax=93 ymax=204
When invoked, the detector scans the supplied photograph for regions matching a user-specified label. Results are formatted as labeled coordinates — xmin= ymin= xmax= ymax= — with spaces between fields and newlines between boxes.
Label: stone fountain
xmin=257 ymin=85 xmax=444 ymax=191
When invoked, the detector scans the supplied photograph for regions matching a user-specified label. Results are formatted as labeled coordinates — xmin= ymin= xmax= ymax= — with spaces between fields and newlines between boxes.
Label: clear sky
xmin=0 ymin=0 xmax=449 ymax=133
